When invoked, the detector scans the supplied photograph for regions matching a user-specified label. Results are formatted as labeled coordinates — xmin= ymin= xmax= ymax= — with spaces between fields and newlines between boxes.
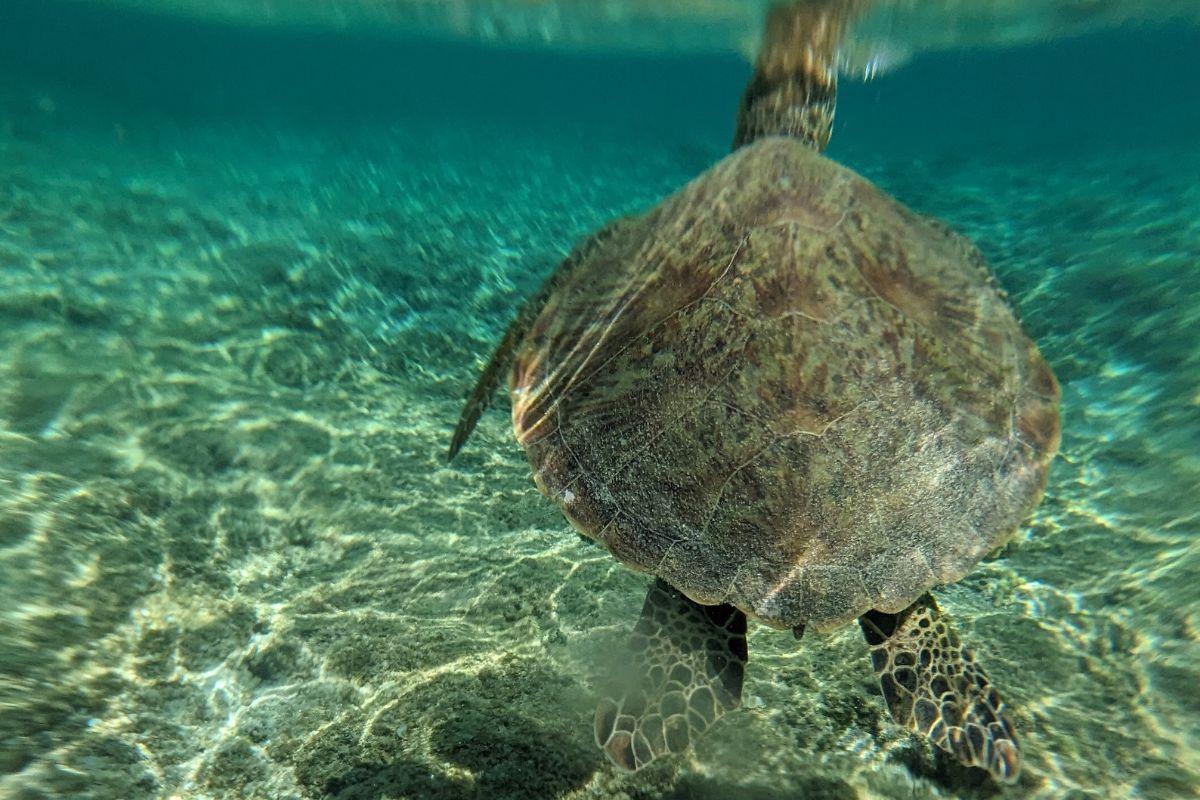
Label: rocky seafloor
xmin=1 ymin=21 xmax=1199 ymax=800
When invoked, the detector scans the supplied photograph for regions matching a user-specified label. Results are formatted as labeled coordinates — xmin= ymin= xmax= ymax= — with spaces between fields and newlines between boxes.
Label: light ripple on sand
xmin=0 ymin=99 xmax=1198 ymax=800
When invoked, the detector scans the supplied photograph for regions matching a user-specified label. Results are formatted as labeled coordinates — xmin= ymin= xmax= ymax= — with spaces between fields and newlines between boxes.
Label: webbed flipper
xmin=447 ymin=306 xmax=535 ymax=462
xmin=859 ymin=594 xmax=1021 ymax=784
xmin=446 ymin=220 xmax=627 ymax=462
xmin=595 ymin=579 xmax=747 ymax=771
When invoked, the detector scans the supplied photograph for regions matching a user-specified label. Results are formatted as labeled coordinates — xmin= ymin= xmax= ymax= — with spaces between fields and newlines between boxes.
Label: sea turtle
xmin=448 ymin=0 xmax=1059 ymax=784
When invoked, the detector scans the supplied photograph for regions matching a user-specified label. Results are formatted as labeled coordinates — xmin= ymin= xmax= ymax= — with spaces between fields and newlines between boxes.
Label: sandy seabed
xmin=1 ymin=67 xmax=1198 ymax=800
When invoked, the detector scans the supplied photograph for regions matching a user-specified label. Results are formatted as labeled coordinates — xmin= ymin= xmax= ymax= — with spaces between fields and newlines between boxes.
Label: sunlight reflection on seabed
xmin=0 ymin=0 xmax=1198 ymax=798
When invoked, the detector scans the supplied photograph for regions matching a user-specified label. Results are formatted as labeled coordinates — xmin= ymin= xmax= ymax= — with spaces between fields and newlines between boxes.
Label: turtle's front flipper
xmin=858 ymin=594 xmax=1020 ymax=783
xmin=595 ymin=579 xmax=747 ymax=771
xmin=446 ymin=219 xmax=631 ymax=462
xmin=446 ymin=265 xmax=569 ymax=462
xmin=446 ymin=310 xmax=531 ymax=462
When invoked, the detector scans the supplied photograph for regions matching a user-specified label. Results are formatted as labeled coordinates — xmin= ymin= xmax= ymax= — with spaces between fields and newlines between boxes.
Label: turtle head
xmin=732 ymin=0 xmax=866 ymax=153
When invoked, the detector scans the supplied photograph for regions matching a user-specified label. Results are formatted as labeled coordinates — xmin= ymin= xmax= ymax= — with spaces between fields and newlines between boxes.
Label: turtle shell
xmin=510 ymin=137 xmax=1059 ymax=631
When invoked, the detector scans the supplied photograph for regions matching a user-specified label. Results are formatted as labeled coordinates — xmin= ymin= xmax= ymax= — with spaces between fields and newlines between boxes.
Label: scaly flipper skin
xmin=859 ymin=595 xmax=1021 ymax=784
xmin=595 ymin=579 xmax=747 ymax=771
xmin=732 ymin=0 xmax=868 ymax=152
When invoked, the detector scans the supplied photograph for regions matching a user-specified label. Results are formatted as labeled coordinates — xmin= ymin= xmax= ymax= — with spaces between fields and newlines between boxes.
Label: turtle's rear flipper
xmin=595 ymin=579 xmax=747 ymax=771
xmin=858 ymin=594 xmax=1021 ymax=784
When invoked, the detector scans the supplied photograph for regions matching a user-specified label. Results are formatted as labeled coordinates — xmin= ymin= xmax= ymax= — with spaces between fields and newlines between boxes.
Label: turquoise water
xmin=1 ymin=2 xmax=1198 ymax=799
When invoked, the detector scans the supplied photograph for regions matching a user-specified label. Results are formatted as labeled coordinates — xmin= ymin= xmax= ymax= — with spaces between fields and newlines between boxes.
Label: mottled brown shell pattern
xmin=511 ymin=137 xmax=1059 ymax=631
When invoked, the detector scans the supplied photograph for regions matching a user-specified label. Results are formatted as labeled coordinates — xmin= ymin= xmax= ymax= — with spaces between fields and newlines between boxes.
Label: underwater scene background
xmin=1 ymin=1 xmax=1198 ymax=798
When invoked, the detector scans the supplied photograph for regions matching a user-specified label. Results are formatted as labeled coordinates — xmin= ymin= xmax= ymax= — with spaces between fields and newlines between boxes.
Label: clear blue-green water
xmin=0 ymin=2 xmax=1198 ymax=799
